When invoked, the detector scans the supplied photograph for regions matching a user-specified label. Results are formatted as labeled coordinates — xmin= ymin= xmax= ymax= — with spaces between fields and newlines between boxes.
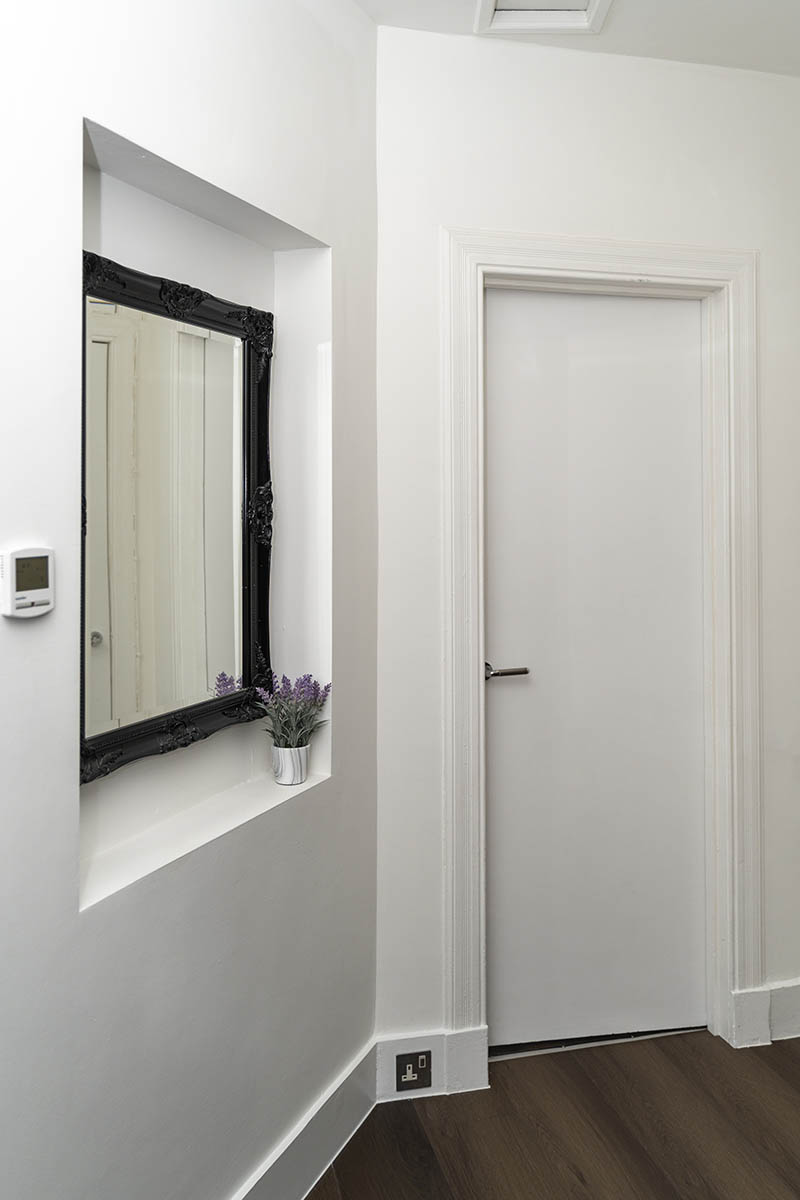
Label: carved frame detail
xmin=81 ymin=252 xmax=274 ymax=783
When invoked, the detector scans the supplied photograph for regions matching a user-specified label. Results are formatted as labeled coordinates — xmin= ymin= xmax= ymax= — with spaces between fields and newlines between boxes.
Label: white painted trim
xmin=474 ymin=0 xmax=497 ymax=32
xmin=375 ymin=1026 xmax=489 ymax=1102
xmin=769 ymin=979 xmax=800 ymax=1041
xmin=228 ymin=1026 xmax=488 ymax=1199
xmin=229 ymin=1040 xmax=376 ymax=1200
xmin=475 ymin=0 xmax=613 ymax=35
xmin=442 ymin=228 xmax=762 ymax=1048
xmin=731 ymin=988 xmax=771 ymax=1048
xmin=731 ymin=976 xmax=800 ymax=1047
xmin=80 ymin=771 xmax=332 ymax=910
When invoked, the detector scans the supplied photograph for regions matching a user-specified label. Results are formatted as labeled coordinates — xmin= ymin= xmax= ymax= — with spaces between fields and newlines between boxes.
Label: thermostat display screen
xmin=16 ymin=556 xmax=49 ymax=591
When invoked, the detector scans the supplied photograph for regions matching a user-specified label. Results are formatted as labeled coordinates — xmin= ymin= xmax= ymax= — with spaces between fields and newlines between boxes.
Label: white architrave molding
xmin=441 ymin=228 xmax=763 ymax=1047
xmin=475 ymin=0 xmax=613 ymax=35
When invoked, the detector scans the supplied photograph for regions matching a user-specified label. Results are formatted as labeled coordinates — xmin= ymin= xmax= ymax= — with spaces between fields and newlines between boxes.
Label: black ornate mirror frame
xmin=81 ymin=252 xmax=274 ymax=784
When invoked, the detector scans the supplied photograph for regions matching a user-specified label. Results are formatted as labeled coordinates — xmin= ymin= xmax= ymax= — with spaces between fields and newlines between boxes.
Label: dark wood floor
xmin=308 ymin=1031 xmax=800 ymax=1199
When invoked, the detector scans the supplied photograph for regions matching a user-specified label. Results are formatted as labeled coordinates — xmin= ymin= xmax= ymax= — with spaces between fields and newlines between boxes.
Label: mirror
xmin=81 ymin=253 xmax=274 ymax=783
xmin=85 ymin=301 xmax=244 ymax=734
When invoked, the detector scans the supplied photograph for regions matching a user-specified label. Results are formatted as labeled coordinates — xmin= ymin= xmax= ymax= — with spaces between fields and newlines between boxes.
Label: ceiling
xmin=354 ymin=0 xmax=800 ymax=77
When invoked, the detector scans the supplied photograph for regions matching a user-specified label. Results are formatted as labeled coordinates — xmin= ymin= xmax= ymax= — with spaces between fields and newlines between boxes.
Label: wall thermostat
xmin=1 ymin=548 xmax=55 ymax=618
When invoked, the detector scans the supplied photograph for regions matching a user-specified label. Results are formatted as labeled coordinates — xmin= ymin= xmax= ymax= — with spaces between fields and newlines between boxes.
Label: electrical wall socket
xmin=396 ymin=1050 xmax=432 ymax=1092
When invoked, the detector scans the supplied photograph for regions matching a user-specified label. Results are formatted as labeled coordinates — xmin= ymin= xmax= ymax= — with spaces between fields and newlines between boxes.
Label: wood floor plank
xmin=574 ymin=1036 xmax=798 ymax=1200
xmin=308 ymin=1033 xmax=800 ymax=1200
xmin=414 ymin=1063 xmax=514 ymax=1135
xmin=306 ymin=1166 xmax=343 ymax=1200
xmin=329 ymin=1097 xmax=455 ymax=1200
xmin=420 ymin=1107 xmax=587 ymax=1200
xmin=749 ymin=1036 xmax=800 ymax=1091
xmin=398 ymin=1065 xmax=557 ymax=1199
xmin=657 ymin=1032 xmax=800 ymax=1192
xmin=491 ymin=1047 xmax=683 ymax=1199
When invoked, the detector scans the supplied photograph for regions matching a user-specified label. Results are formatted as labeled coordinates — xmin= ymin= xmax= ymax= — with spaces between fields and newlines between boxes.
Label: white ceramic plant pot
xmin=272 ymin=744 xmax=310 ymax=785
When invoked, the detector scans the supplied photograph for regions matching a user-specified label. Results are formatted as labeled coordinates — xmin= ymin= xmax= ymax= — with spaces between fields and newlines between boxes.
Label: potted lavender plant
xmin=215 ymin=670 xmax=331 ymax=785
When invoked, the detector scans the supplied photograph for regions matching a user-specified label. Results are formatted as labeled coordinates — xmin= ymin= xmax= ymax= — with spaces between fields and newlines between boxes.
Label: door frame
xmin=441 ymin=229 xmax=762 ymax=1047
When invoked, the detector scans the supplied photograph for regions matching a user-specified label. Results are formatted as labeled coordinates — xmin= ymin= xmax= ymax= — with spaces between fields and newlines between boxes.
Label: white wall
xmin=0 ymin=2 xmax=377 ymax=1198
xmin=83 ymin=168 xmax=276 ymax=312
xmin=271 ymin=250 xmax=334 ymax=700
xmin=376 ymin=28 xmax=800 ymax=1033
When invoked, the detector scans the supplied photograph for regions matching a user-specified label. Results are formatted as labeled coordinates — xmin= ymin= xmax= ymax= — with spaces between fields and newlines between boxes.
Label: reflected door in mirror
xmin=84 ymin=298 xmax=244 ymax=737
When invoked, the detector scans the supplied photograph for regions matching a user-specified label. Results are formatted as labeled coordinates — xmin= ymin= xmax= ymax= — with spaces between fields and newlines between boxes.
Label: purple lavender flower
xmin=219 ymin=669 xmax=331 ymax=745
xmin=222 ymin=669 xmax=333 ymax=747
xmin=215 ymin=671 xmax=242 ymax=697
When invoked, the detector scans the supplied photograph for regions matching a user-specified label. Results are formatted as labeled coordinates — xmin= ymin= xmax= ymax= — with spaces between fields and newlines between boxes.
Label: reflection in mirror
xmin=85 ymin=297 xmax=243 ymax=736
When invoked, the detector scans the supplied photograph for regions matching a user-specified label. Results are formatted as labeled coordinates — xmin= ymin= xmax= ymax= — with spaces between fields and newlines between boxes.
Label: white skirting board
xmin=731 ymin=977 xmax=800 ymax=1047
xmin=228 ymin=1042 xmax=376 ymax=1200
xmin=228 ymin=1026 xmax=488 ymax=1200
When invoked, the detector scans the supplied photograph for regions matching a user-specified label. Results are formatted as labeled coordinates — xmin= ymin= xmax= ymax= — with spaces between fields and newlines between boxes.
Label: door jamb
xmin=441 ymin=229 xmax=762 ymax=1048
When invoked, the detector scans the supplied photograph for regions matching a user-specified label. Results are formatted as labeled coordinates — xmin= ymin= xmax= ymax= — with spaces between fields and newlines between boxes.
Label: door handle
xmin=485 ymin=661 xmax=530 ymax=681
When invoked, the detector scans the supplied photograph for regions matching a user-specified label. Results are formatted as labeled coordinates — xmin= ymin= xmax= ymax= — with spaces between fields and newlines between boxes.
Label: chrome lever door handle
xmin=485 ymin=661 xmax=530 ymax=681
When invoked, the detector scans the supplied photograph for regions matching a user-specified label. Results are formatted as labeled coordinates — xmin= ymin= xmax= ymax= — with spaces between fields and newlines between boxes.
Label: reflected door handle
xmin=90 ymin=630 xmax=103 ymax=647
xmin=484 ymin=661 xmax=530 ymax=681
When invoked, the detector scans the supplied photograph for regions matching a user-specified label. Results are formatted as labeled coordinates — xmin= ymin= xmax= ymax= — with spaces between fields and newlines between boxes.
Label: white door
xmin=85 ymin=303 xmax=139 ymax=736
xmin=485 ymin=287 xmax=707 ymax=1048
xmin=85 ymin=336 xmax=114 ymax=733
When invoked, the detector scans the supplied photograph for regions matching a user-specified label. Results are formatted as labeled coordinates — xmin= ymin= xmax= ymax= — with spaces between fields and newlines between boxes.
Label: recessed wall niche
xmin=80 ymin=121 xmax=332 ymax=908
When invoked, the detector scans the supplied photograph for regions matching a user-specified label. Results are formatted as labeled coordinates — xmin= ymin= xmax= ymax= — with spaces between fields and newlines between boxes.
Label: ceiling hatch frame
xmin=474 ymin=0 xmax=613 ymax=34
